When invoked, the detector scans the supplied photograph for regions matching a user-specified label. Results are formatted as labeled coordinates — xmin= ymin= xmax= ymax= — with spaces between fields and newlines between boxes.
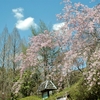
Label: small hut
xmin=38 ymin=80 xmax=57 ymax=99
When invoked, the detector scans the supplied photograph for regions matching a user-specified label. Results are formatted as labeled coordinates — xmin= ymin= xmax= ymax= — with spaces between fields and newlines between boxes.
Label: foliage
xmin=67 ymin=78 xmax=100 ymax=100
xmin=20 ymin=69 xmax=42 ymax=97
xmin=31 ymin=20 xmax=50 ymax=36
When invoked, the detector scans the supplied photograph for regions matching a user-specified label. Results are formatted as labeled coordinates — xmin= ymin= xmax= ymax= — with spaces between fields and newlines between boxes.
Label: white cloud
xmin=16 ymin=17 xmax=37 ymax=30
xmin=12 ymin=8 xmax=24 ymax=19
xmin=12 ymin=8 xmax=37 ymax=30
xmin=53 ymin=22 xmax=65 ymax=31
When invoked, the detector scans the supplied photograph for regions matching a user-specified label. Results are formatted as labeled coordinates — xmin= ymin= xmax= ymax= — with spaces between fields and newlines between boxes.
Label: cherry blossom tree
xmin=14 ymin=0 xmax=100 ymax=95
xmin=56 ymin=0 xmax=100 ymax=89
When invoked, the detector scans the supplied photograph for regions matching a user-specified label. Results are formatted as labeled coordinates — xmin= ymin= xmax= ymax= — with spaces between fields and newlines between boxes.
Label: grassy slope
xmin=19 ymin=87 xmax=70 ymax=100
xmin=19 ymin=70 xmax=100 ymax=100
xmin=19 ymin=84 xmax=100 ymax=100
xmin=19 ymin=78 xmax=85 ymax=100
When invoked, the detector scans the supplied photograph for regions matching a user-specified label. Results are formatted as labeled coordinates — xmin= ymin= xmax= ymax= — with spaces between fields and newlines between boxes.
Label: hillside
xmin=19 ymin=77 xmax=100 ymax=100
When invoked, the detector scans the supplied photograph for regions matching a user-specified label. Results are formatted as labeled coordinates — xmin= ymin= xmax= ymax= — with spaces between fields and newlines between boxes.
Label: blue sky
xmin=0 ymin=0 xmax=98 ymax=40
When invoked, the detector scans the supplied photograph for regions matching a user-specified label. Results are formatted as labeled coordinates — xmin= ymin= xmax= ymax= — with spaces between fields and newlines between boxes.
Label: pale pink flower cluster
xmin=57 ymin=0 xmax=100 ymax=39
xmin=12 ymin=79 xmax=22 ymax=94
xmin=15 ymin=30 xmax=53 ymax=77
xmin=84 ymin=49 xmax=100 ymax=89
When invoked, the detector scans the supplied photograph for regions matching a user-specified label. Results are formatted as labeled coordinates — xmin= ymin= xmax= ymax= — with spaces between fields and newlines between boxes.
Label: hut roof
xmin=38 ymin=80 xmax=57 ymax=92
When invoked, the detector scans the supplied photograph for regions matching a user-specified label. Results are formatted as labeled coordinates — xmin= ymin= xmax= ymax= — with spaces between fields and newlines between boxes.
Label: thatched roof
xmin=38 ymin=80 xmax=57 ymax=92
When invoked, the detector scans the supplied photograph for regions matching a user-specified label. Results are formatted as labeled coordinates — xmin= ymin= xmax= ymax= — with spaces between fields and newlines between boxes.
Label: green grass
xmin=19 ymin=96 xmax=41 ymax=100
xmin=47 ymin=89 xmax=70 ymax=100
xmin=19 ymin=84 xmax=78 ymax=100
xmin=19 ymin=88 xmax=70 ymax=100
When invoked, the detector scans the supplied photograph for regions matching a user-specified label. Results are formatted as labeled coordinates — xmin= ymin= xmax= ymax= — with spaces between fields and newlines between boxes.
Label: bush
xmin=68 ymin=78 xmax=100 ymax=100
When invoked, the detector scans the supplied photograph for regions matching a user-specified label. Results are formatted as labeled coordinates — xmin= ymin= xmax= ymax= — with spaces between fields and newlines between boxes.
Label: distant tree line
xmin=0 ymin=27 xmax=26 ymax=99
